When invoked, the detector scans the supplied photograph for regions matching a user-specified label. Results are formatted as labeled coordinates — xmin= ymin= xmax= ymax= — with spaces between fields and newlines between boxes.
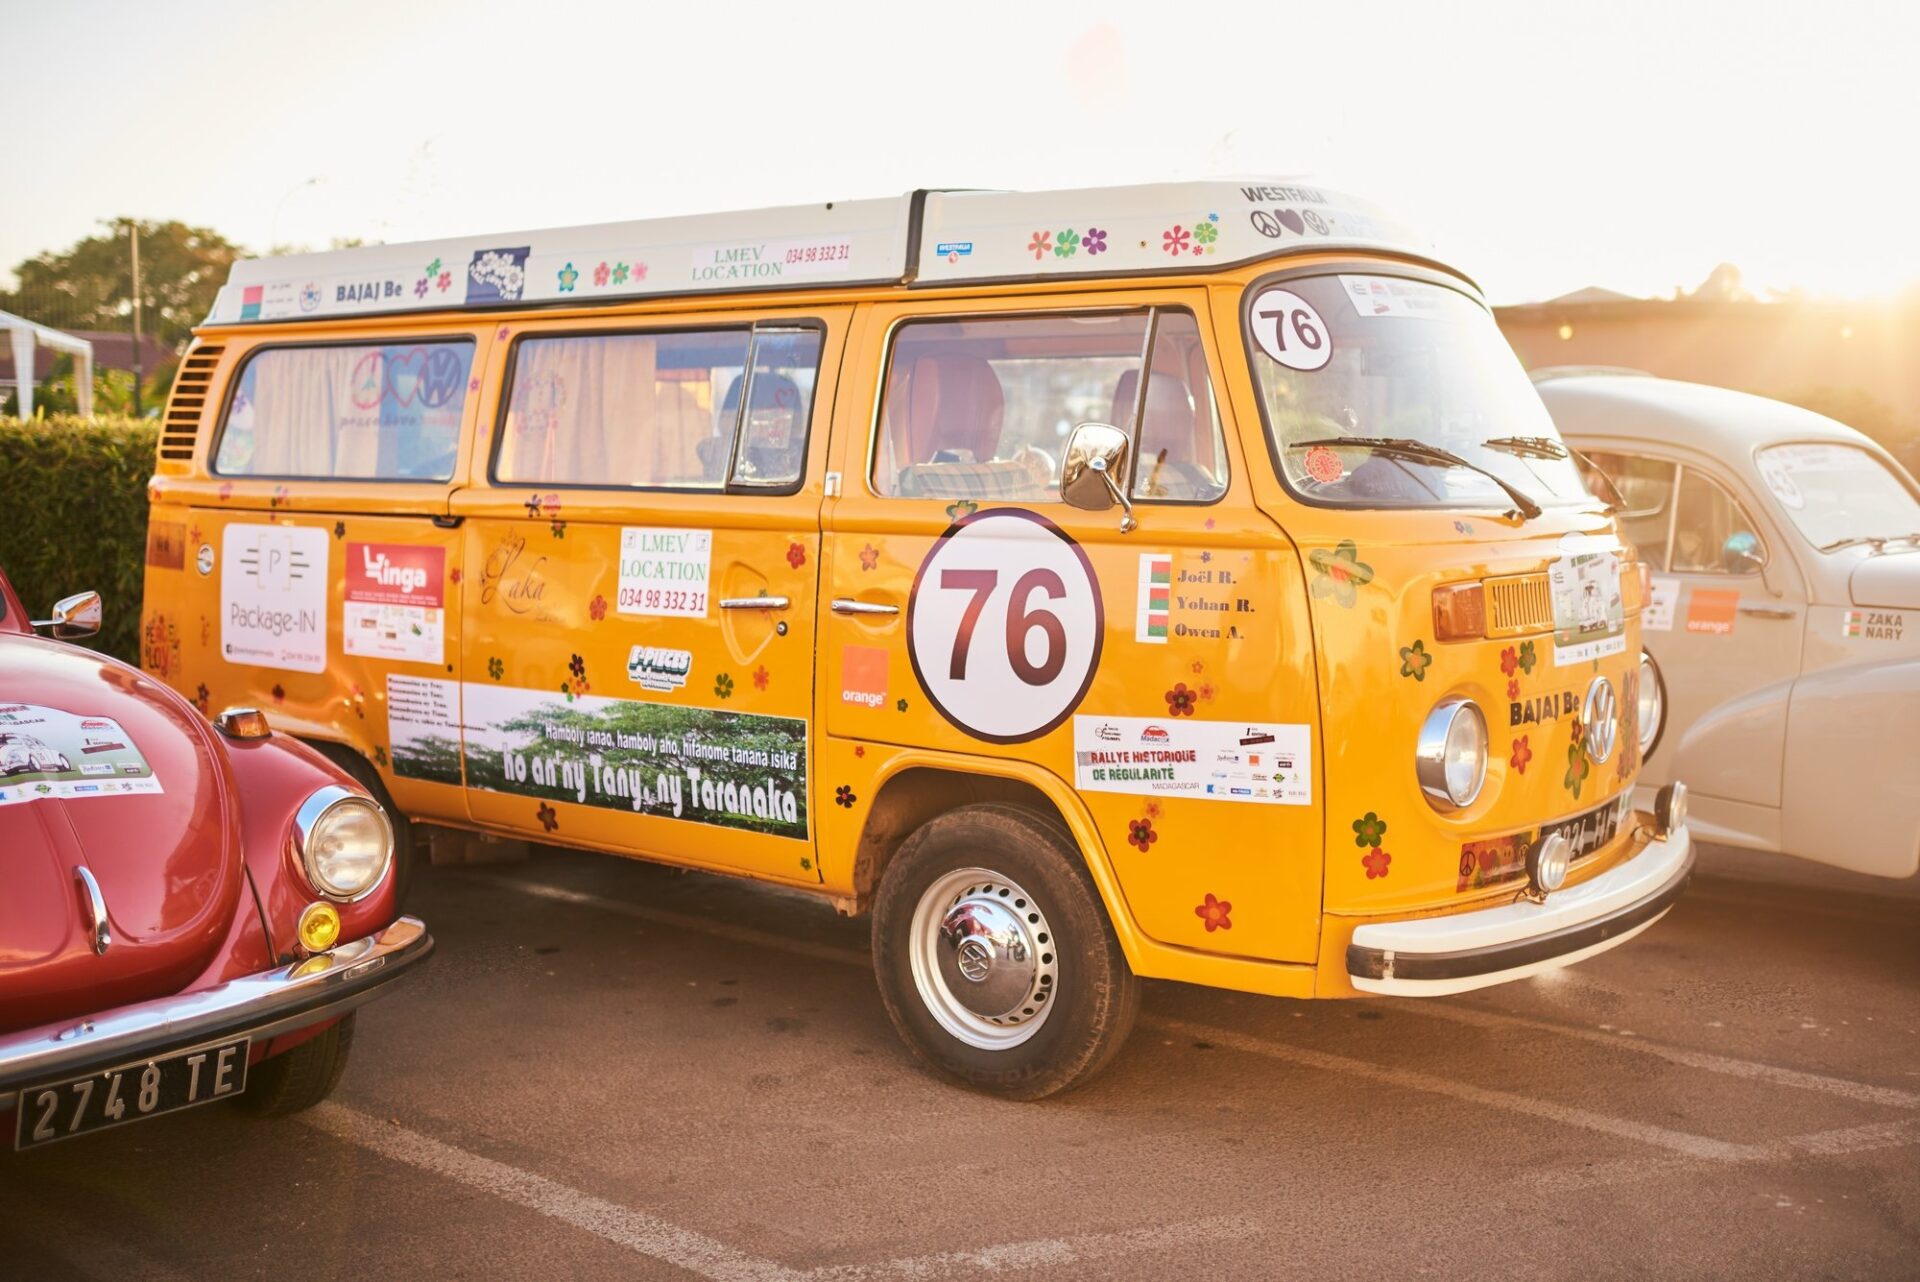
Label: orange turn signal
xmin=214 ymin=706 xmax=271 ymax=739
xmin=1432 ymin=581 xmax=1487 ymax=642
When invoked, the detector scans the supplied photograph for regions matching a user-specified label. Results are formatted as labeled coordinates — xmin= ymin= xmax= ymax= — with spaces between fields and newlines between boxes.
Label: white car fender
xmin=1780 ymin=658 xmax=1920 ymax=878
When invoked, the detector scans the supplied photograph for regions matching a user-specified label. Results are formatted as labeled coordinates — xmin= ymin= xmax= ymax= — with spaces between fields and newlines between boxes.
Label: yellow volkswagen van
xmin=143 ymin=181 xmax=1691 ymax=1097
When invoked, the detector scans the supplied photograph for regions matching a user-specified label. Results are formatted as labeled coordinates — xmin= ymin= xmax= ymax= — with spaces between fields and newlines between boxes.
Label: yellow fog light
xmin=297 ymin=901 xmax=342 ymax=954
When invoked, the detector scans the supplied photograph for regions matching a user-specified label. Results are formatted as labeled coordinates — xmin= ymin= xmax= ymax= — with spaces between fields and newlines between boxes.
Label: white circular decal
xmin=908 ymin=510 xmax=1104 ymax=744
xmin=1250 ymin=288 xmax=1332 ymax=371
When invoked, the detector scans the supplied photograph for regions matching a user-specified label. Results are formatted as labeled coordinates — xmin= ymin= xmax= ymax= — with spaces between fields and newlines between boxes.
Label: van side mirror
xmin=1060 ymin=422 xmax=1137 ymax=533
xmin=34 ymin=591 xmax=102 ymax=640
xmin=1722 ymin=533 xmax=1763 ymax=576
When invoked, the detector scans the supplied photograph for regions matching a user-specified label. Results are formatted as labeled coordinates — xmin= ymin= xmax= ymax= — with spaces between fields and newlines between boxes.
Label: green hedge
xmin=0 ymin=415 xmax=156 ymax=664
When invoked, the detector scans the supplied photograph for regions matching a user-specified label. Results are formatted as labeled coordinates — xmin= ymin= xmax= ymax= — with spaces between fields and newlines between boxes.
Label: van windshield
xmin=1246 ymin=273 xmax=1592 ymax=511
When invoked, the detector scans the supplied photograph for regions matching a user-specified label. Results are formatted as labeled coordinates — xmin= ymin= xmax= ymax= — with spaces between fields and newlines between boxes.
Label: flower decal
xmin=373 ymin=745 xmax=388 ymax=767
xmin=1565 ymin=742 xmax=1591 ymax=799
xmin=715 ymin=672 xmax=735 ymax=700
xmin=1500 ymin=646 xmax=1520 ymax=679
xmin=786 ymin=541 xmax=806 ymax=569
xmin=1193 ymin=220 xmax=1219 ymax=249
xmin=1362 ymin=848 xmax=1393 ymax=879
xmin=1054 ymin=228 xmax=1080 ymax=258
xmin=333 ymin=520 xmax=346 ymax=539
xmin=1510 ymin=735 xmax=1533 ymax=774
xmin=859 ymin=542 xmax=880 ymax=571
xmin=413 ymin=278 xmax=429 ymax=299
xmin=752 ymin=665 xmax=770 ymax=690
xmin=589 ymin=594 xmax=607 ymax=621
xmin=271 ymin=683 xmax=285 ymax=704
xmin=557 ymin=262 xmax=579 ymax=292
xmin=1084 ymin=227 xmax=1108 ymax=255
xmin=217 ymin=482 xmax=233 ymax=502
xmin=896 ymin=697 xmax=909 ymax=712
xmin=835 ymin=785 xmax=857 ymax=808
xmin=945 ymin=499 xmax=978 ymax=520
xmin=1165 ymin=683 xmax=1198 ymax=716
xmin=1028 ymin=230 xmax=1052 ymax=260
xmin=1162 ymin=225 xmax=1192 ymax=256
xmin=1399 ymin=639 xmax=1432 ymax=682
xmin=1127 ymin=817 xmax=1158 ymax=852
xmin=192 ymin=683 xmax=210 ymax=714
xmin=568 ymin=653 xmax=587 ymax=685
xmin=611 ymin=262 xmax=630 ymax=285
xmin=437 ymin=271 xmax=452 ymax=292
xmin=550 ymin=519 xmax=567 ymax=539
xmin=426 ymin=257 xmax=442 ymax=277
xmin=1308 ymin=540 xmax=1375 ymax=608
xmin=488 ymin=656 xmax=504 ymax=680
xmin=593 ymin=261 xmax=610 ymax=287
xmin=1517 ymin=640 xmax=1539 ymax=675
xmin=1507 ymin=677 xmax=1520 ymax=700
xmin=536 ymin=802 xmax=559 ymax=834
xmin=1195 ymin=893 xmax=1233 ymax=932
xmin=1352 ymin=811 xmax=1387 ymax=848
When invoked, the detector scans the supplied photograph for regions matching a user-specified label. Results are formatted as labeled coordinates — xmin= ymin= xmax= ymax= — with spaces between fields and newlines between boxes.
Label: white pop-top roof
xmin=204 ymin=180 xmax=1448 ymax=326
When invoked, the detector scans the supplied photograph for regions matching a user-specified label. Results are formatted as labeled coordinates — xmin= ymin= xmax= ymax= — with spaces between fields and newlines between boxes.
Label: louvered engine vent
xmin=158 ymin=344 xmax=224 ymax=461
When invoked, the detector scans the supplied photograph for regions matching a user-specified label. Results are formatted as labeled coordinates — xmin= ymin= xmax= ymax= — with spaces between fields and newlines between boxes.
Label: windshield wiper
xmin=1482 ymin=435 xmax=1569 ymax=460
xmin=1820 ymin=532 xmax=1920 ymax=553
xmin=1295 ymin=436 xmax=1544 ymax=520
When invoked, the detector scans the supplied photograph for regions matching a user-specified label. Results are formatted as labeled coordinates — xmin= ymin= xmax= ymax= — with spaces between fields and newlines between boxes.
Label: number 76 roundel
xmin=907 ymin=509 xmax=1105 ymax=744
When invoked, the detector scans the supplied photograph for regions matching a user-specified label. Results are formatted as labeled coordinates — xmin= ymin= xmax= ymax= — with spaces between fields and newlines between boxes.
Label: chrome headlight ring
xmin=1415 ymin=696 xmax=1489 ymax=811
xmin=1637 ymin=650 xmax=1667 ymax=761
xmin=291 ymin=784 xmax=395 ymax=903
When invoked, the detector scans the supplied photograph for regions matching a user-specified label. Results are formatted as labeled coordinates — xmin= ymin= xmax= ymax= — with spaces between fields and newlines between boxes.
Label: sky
xmin=4 ymin=0 xmax=1918 ymax=306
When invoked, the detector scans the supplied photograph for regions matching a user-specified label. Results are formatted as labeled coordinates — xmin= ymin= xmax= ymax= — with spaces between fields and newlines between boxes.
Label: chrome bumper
xmin=0 ymin=917 xmax=431 ymax=1093
xmin=1346 ymin=824 xmax=1693 ymax=997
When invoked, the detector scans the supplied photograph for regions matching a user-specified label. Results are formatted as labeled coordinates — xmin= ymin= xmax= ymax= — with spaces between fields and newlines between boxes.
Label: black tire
xmin=240 ymin=1015 xmax=356 ymax=1117
xmin=307 ymin=741 xmax=415 ymax=908
xmin=871 ymin=803 xmax=1139 ymax=1100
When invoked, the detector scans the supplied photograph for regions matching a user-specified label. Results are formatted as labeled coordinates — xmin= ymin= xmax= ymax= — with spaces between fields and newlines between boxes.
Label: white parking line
xmin=305 ymin=1101 xmax=1245 ymax=1281
xmin=1401 ymin=1001 xmax=1920 ymax=1110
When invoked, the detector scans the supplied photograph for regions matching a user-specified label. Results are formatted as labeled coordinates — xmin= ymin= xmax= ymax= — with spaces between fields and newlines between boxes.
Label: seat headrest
xmin=902 ymin=354 xmax=1005 ymax=464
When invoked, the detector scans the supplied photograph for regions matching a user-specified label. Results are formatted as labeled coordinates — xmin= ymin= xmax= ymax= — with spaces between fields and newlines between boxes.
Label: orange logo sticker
xmin=841 ymin=645 xmax=889 ymax=709
xmin=1684 ymin=588 xmax=1739 ymax=635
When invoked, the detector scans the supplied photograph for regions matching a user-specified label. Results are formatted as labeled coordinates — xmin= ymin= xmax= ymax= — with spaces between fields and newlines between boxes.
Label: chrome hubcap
xmin=909 ymin=868 xmax=1058 ymax=1049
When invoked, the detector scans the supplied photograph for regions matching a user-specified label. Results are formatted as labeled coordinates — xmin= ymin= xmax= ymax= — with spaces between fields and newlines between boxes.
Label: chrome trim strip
xmin=73 ymin=867 xmax=110 ymax=956
xmin=0 ymin=917 xmax=431 ymax=1092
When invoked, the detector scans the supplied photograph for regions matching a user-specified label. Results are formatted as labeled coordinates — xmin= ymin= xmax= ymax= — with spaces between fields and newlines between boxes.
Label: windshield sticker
xmin=1685 ymin=588 xmax=1740 ymax=635
xmin=344 ymin=543 xmax=445 ymax=665
xmin=618 ymin=528 xmax=712 ymax=619
xmin=462 ymin=683 xmax=807 ymax=840
xmin=221 ymin=523 xmax=330 ymax=673
xmin=0 ymin=706 xmax=162 ymax=807
xmin=387 ymin=674 xmax=462 ymax=785
xmin=1074 ymin=716 xmax=1311 ymax=805
xmin=1643 ymin=575 xmax=1679 ymax=632
xmin=1757 ymin=453 xmax=1806 ymax=509
xmin=1302 ymin=445 xmax=1345 ymax=484
xmin=1548 ymin=552 xmax=1627 ymax=665
xmin=1337 ymin=275 xmax=1451 ymax=319
xmin=1249 ymin=288 xmax=1332 ymax=372
xmin=1842 ymin=609 xmax=1905 ymax=642
xmin=1136 ymin=554 xmax=1171 ymax=643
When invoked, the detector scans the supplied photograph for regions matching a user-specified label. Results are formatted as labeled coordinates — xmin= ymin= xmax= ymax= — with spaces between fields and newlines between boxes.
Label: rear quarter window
xmin=213 ymin=340 xmax=475 ymax=481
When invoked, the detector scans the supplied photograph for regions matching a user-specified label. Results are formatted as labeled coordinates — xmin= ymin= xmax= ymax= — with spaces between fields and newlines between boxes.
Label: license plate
xmin=1542 ymin=792 xmax=1634 ymax=861
xmin=14 ymin=1036 xmax=249 ymax=1149
xmin=1458 ymin=793 xmax=1634 ymax=892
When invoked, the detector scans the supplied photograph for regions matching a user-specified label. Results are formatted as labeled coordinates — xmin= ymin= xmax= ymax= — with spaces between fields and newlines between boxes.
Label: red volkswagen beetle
xmin=0 ymin=569 xmax=430 ymax=1148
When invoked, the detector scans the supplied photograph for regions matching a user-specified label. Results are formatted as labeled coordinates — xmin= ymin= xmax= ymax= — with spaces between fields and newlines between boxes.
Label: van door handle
xmin=831 ymin=598 xmax=899 ymax=617
xmin=719 ymin=596 xmax=791 ymax=611
xmin=1738 ymin=606 xmax=1797 ymax=620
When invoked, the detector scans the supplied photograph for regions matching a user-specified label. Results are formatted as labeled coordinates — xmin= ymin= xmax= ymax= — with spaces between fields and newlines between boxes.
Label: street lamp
xmin=270 ymin=176 xmax=325 ymax=251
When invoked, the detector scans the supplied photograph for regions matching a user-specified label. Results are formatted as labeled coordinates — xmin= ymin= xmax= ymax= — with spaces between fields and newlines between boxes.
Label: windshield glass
xmin=1247 ymin=273 xmax=1591 ymax=510
xmin=1755 ymin=442 xmax=1920 ymax=549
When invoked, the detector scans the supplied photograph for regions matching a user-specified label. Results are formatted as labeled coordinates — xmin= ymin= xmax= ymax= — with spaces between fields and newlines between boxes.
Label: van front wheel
xmin=871 ymin=804 xmax=1139 ymax=1099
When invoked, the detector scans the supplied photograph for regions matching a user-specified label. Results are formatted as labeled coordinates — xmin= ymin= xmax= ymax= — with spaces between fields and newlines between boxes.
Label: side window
xmin=215 ymin=340 xmax=474 ymax=480
xmin=495 ymin=326 xmax=821 ymax=490
xmin=873 ymin=308 xmax=1227 ymax=502
xmin=1671 ymin=468 xmax=1765 ymax=574
xmin=1579 ymin=451 xmax=1676 ymax=569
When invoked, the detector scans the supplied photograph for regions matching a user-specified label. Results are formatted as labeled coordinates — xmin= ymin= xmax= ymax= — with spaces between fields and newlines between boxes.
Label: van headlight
xmin=291 ymin=785 xmax=394 ymax=901
xmin=1416 ymin=696 xmax=1489 ymax=810
xmin=1637 ymin=650 xmax=1666 ymax=758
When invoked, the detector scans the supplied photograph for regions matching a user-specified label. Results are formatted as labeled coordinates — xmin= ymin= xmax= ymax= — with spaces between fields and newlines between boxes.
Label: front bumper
xmin=0 ymin=917 xmax=431 ymax=1094
xmin=1346 ymin=823 xmax=1692 ymax=996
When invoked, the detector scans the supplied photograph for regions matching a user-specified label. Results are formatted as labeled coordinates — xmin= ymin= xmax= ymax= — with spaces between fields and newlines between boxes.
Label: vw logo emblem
xmin=1249 ymin=210 xmax=1285 ymax=239
xmin=956 ymin=937 xmax=993 ymax=983
xmin=1582 ymin=676 xmax=1618 ymax=763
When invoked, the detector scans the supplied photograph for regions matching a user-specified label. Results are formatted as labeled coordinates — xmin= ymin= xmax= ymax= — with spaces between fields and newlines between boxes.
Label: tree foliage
xmin=1 ymin=219 xmax=242 ymax=350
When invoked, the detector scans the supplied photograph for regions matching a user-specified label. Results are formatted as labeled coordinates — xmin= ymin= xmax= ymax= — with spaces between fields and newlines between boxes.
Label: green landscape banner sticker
xmin=461 ymin=683 xmax=807 ymax=840
xmin=0 ymin=704 xmax=162 ymax=807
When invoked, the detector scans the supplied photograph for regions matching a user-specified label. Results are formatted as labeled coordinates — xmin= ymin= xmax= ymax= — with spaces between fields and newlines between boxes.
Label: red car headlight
xmin=291 ymin=785 xmax=394 ymax=901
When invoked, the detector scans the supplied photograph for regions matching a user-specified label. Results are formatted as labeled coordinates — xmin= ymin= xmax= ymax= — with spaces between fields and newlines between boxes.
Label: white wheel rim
xmin=907 ymin=867 xmax=1059 ymax=1050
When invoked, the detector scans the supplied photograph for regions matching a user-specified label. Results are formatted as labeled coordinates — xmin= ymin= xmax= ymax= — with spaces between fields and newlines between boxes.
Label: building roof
xmin=203 ymin=180 xmax=1450 ymax=326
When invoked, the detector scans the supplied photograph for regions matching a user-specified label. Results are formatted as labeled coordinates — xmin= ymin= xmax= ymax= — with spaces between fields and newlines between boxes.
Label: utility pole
xmin=130 ymin=221 xmax=144 ymax=418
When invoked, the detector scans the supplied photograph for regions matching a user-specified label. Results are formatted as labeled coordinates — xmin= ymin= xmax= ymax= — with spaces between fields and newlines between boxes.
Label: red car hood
xmin=0 ymin=634 xmax=246 ymax=1032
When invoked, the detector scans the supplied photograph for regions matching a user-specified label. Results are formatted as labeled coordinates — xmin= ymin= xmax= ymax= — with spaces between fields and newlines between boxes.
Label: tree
xmin=0 ymin=218 xmax=243 ymax=351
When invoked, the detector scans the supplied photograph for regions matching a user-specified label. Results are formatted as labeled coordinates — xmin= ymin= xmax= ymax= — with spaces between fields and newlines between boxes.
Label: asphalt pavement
xmin=5 ymin=842 xmax=1917 ymax=1280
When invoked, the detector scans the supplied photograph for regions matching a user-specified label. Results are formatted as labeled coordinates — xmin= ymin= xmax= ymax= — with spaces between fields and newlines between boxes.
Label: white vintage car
xmin=1536 ymin=371 xmax=1920 ymax=879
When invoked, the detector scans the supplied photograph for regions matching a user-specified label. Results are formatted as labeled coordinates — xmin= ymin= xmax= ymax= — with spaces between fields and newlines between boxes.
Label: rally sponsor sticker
xmin=627 ymin=646 xmax=693 ymax=693
xmin=1841 ymin=609 xmax=1904 ymax=641
xmin=1643 ymin=574 xmax=1680 ymax=632
xmin=387 ymin=674 xmax=462 ymax=785
xmin=1685 ymin=588 xmax=1740 ymax=635
xmin=0 ymin=705 xmax=162 ymax=806
xmin=1548 ymin=543 xmax=1627 ymax=665
xmin=908 ymin=510 xmax=1103 ymax=744
xmin=840 ymin=645 xmax=889 ymax=708
xmin=221 ymin=523 xmax=329 ymax=672
xmin=618 ymin=528 xmax=712 ymax=618
xmin=1073 ymin=716 xmax=1311 ymax=805
xmin=344 ymin=542 xmax=445 ymax=664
